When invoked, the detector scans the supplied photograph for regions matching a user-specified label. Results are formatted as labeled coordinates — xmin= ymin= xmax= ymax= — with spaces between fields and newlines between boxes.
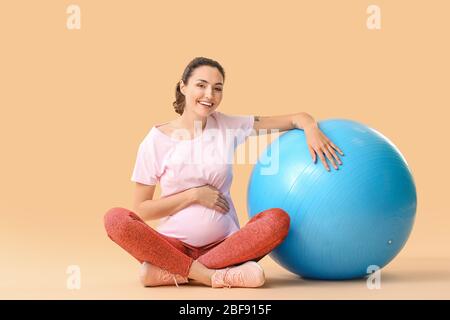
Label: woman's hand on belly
xmin=189 ymin=184 xmax=230 ymax=214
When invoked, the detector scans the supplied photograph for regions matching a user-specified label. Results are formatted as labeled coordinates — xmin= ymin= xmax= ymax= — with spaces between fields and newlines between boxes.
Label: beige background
xmin=0 ymin=0 xmax=449 ymax=299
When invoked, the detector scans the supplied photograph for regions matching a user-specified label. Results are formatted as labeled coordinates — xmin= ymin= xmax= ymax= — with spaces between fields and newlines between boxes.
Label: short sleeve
xmin=215 ymin=111 xmax=255 ymax=146
xmin=130 ymin=137 xmax=159 ymax=186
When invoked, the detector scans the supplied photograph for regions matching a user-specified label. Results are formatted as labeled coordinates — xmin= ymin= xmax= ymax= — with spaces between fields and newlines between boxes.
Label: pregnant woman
xmin=104 ymin=57 xmax=343 ymax=288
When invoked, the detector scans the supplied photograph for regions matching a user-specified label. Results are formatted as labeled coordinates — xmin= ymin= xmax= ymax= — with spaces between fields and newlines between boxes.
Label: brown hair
xmin=173 ymin=57 xmax=225 ymax=115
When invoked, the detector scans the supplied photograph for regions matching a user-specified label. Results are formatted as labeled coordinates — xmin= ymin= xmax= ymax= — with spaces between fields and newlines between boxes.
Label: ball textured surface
xmin=247 ymin=119 xmax=417 ymax=280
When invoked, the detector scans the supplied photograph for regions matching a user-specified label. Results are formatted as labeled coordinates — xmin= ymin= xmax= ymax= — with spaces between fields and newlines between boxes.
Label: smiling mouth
xmin=198 ymin=101 xmax=214 ymax=108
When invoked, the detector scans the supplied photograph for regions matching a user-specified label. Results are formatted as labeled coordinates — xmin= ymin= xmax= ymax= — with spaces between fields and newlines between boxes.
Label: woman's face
xmin=180 ymin=65 xmax=224 ymax=117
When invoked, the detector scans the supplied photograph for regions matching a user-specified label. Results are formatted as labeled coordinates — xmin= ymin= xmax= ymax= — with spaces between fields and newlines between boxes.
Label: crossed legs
xmin=104 ymin=207 xmax=290 ymax=286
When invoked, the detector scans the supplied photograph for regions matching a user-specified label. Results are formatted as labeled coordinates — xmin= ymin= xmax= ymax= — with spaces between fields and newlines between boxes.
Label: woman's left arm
xmin=253 ymin=112 xmax=344 ymax=171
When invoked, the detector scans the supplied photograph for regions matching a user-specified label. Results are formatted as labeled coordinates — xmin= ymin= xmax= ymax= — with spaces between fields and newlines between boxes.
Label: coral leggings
xmin=104 ymin=207 xmax=290 ymax=277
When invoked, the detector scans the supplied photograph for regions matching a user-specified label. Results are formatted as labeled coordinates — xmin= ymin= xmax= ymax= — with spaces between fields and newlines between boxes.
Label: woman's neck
xmin=178 ymin=111 xmax=207 ymax=131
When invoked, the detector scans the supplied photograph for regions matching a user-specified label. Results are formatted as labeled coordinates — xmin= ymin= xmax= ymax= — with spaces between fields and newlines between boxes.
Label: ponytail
xmin=173 ymin=81 xmax=185 ymax=115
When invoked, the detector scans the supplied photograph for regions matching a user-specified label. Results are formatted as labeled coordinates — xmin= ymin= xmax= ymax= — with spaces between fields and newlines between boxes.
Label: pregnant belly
xmin=157 ymin=204 xmax=239 ymax=247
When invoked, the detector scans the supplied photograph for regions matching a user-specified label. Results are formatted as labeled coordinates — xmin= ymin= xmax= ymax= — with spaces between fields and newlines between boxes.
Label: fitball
xmin=247 ymin=119 xmax=417 ymax=280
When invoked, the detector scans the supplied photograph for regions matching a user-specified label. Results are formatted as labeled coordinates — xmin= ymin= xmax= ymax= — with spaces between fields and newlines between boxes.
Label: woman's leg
xmin=197 ymin=208 xmax=290 ymax=269
xmin=103 ymin=207 xmax=193 ymax=277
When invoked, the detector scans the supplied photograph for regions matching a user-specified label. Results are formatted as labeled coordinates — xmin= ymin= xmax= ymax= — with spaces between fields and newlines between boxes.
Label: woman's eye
xmin=196 ymin=84 xmax=222 ymax=91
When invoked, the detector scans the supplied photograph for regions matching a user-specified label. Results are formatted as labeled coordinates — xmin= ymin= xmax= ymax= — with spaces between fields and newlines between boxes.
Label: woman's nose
xmin=205 ymin=87 xmax=213 ymax=98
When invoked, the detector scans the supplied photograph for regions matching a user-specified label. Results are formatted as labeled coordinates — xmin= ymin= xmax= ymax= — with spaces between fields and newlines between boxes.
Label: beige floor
xmin=2 ymin=255 xmax=450 ymax=300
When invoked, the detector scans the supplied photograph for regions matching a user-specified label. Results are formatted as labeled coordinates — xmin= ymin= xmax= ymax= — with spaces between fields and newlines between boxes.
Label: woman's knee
xmin=266 ymin=208 xmax=291 ymax=238
xmin=104 ymin=207 xmax=135 ymax=237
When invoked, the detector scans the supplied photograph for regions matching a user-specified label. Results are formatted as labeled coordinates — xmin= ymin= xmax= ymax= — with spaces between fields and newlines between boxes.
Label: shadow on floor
xmin=263 ymin=268 xmax=450 ymax=288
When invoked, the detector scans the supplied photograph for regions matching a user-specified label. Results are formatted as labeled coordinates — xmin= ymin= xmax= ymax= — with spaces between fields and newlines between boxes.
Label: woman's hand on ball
xmin=191 ymin=184 xmax=230 ymax=213
xmin=304 ymin=124 xmax=344 ymax=171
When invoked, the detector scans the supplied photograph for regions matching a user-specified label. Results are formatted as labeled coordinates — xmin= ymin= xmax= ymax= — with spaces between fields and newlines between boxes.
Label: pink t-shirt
xmin=131 ymin=111 xmax=255 ymax=247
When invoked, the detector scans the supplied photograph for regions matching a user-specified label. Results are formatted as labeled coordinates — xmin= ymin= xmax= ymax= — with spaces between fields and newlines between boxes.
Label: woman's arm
xmin=133 ymin=183 xmax=197 ymax=221
xmin=252 ymin=112 xmax=316 ymax=133
xmin=252 ymin=112 xmax=344 ymax=171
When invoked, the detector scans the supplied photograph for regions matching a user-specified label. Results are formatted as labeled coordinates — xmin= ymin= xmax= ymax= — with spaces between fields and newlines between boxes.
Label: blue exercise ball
xmin=247 ymin=119 xmax=417 ymax=280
